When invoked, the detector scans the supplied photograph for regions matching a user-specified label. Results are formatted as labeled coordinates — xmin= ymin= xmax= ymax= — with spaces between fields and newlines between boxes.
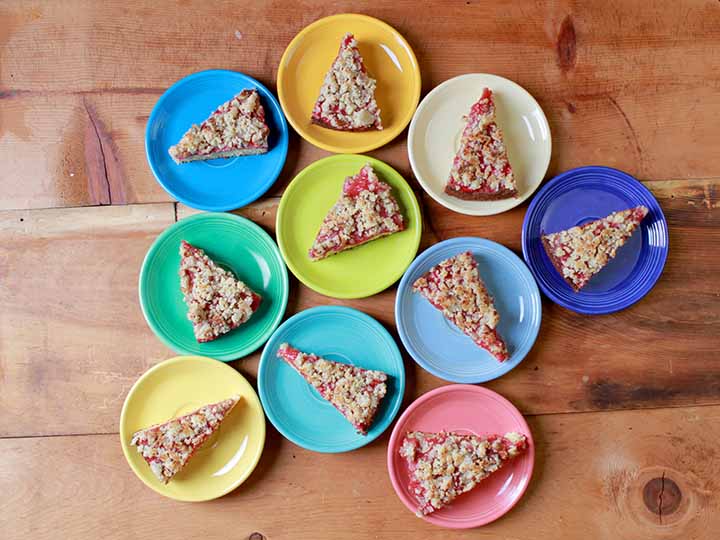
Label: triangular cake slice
xmin=308 ymin=163 xmax=404 ymax=261
xmin=277 ymin=343 xmax=388 ymax=434
xmin=541 ymin=205 xmax=649 ymax=291
xmin=130 ymin=396 xmax=240 ymax=484
xmin=168 ymin=89 xmax=269 ymax=164
xmin=412 ymin=251 xmax=508 ymax=361
xmin=179 ymin=240 xmax=262 ymax=342
xmin=399 ymin=431 xmax=528 ymax=516
xmin=311 ymin=33 xmax=382 ymax=131
xmin=445 ymin=88 xmax=517 ymax=200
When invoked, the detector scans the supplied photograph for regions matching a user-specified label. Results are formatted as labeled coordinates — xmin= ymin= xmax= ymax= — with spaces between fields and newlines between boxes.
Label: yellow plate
xmin=277 ymin=13 xmax=421 ymax=153
xmin=119 ymin=356 xmax=265 ymax=501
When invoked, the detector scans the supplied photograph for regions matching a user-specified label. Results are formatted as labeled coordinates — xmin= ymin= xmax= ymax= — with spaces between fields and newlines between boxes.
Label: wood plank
xmin=0 ymin=204 xmax=176 ymax=437
xmin=2 ymin=405 xmax=718 ymax=539
xmin=2 ymin=1 xmax=720 ymax=209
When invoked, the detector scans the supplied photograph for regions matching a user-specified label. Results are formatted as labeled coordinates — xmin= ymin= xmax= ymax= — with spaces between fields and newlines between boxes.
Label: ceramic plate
xmin=396 ymin=237 xmax=541 ymax=383
xmin=408 ymin=73 xmax=551 ymax=216
xmin=258 ymin=306 xmax=405 ymax=453
xmin=277 ymin=13 xmax=421 ymax=153
xmin=387 ymin=384 xmax=534 ymax=528
xmin=120 ymin=356 xmax=265 ymax=501
xmin=139 ymin=212 xmax=289 ymax=361
xmin=276 ymin=154 xmax=421 ymax=299
xmin=146 ymin=70 xmax=288 ymax=211
xmin=522 ymin=166 xmax=669 ymax=314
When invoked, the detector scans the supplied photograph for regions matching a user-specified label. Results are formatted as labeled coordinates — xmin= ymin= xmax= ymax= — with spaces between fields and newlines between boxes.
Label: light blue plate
xmin=258 ymin=306 xmax=405 ymax=453
xmin=146 ymin=70 xmax=289 ymax=211
xmin=396 ymin=237 xmax=541 ymax=383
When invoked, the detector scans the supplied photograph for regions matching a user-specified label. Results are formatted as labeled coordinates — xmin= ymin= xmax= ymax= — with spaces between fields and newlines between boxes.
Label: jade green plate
xmin=139 ymin=212 xmax=289 ymax=361
xmin=276 ymin=154 xmax=422 ymax=299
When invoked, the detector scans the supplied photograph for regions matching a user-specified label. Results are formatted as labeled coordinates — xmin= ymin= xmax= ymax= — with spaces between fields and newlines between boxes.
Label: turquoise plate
xmin=258 ymin=306 xmax=405 ymax=452
xmin=139 ymin=212 xmax=289 ymax=361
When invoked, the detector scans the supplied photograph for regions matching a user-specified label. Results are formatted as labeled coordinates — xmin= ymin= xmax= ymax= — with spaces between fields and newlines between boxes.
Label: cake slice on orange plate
xmin=542 ymin=205 xmax=649 ymax=291
xmin=308 ymin=163 xmax=405 ymax=261
xmin=168 ymin=89 xmax=270 ymax=164
xmin=179 ymin=240 xmax=262 ymax=342
xmin=130 ymin=396 xmax=241 ymax=484
xmin=277 ymin=343 xmax=388 ymax=435
xmin=412 ymin=251 xmax=508 ymax=361
xmin=399 ymin=431 xmax=528 ymax=516
xmin=445 ymin=88 xmax=517 ymax=201
xmin=311 ymin=33 xmax=382 ymax=132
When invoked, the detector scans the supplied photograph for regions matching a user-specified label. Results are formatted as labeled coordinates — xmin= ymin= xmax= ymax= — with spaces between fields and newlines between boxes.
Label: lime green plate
xmin=139 ymin=212 xmax=289 ymax=361
xmin=277 ymin=155 xmax=422 ymax=299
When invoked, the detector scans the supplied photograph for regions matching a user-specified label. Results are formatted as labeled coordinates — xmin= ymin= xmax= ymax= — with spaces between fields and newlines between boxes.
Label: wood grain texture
xmin=0 ymin=204 xmax=176 ymax=437
xmin=2 ymin=0 xmax=720 ymax=209
xmin=2 ymin=405 xmax=718 ymax=540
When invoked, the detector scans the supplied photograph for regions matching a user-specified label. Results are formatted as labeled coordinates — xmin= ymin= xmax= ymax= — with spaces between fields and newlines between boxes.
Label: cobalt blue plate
xmin=258 ymin=306 xmax=405 ymax=453
xmin=522 ymin=166 xmax=668 ymax=314
xmin=395 ymin=237 xmax=542 ymax=384
xmin=146 ymin=70 xmax=288 ymax=211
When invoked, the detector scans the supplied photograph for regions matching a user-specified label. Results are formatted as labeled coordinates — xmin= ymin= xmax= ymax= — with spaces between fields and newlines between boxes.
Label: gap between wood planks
xmin=0 ymin=176 xmax=717 ymax=214
xmin=4 ymin=400 xmax=720 ymax=441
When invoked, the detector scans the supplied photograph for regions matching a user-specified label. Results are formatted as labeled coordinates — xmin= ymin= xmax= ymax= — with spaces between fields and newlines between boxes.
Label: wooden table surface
xmin=2 ymin=1 xmax=719 ymax=538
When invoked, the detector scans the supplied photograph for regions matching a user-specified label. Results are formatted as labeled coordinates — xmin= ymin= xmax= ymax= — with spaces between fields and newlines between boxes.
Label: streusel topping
xmin=399 ymin=431 xmax=528 ymax=515
xmin=169 ymin=89 xmax=269 ymax=162
xmin=308 ymin=163 xmax=404 ymax=260
xmin=179 ymin=240 xmax=261 ymax=342
xmin=311 ymin=33 xmax=382 ymax=131
xmin=278 ymin=343 xmax=387 ymax=434
xmin=131 ymin=396 xmax=239 ymax=483
xmin=542 ymin=205 xmax=648 ymax=290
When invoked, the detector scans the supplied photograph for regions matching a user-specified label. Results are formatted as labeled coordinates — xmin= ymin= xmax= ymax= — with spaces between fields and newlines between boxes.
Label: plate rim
xmin=521 ymin=165 xmax=669 ymax=314
xmin=138 ymin=211 xmax=289 ymax=361
xmin=386 ymin=383 xmax=535 ymax=528
xmin=407 ymin=72 xmax=552 ymax=216
xmin=276 ymin=153 xmax=422 ymax=299
xmin=276 ymin=13 xmax=422 ymax=154
xmin=395 ymin=236 xmax=542 ymax=383
xmin=144 ymin=68 xmax=289 ymax=212
xmin=257 ymin=305 xmax=406 ymax=453
xmin=119 ymin=355 xmax=266 ymax=502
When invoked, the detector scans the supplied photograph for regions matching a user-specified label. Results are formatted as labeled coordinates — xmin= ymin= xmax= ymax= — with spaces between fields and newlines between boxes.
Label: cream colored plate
xmin=408 ymin=74 xmax=551 ymax=216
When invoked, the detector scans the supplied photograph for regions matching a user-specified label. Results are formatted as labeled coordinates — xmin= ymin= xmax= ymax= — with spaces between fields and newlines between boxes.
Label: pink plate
xmin=387 ymin=384 xmax=534 ymax=528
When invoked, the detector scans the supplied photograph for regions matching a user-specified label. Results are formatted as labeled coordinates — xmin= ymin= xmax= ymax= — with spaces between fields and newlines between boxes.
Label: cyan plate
xmin=258 ymin=306 xmax=405 ymax=453
xmin=396 ymin=237 xmax=542 ymax=383
xmin=146 ymin=69 xmax=289 ymax=211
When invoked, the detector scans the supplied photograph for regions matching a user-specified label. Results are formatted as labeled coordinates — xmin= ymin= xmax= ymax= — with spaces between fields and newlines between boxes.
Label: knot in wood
xmin=643 ymin=476 xmax=682 ymax=517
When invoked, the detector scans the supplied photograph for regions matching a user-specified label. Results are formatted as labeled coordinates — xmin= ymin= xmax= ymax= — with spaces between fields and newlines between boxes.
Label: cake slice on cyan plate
xmin=308 ymin=163 xmax=405 ymax=261
xmin=399 ymin=431 xmax=528 ymax=516
xmin=311 ymin=33 xmax=382 ymax=131
xmin=445 ymin=88 xmax=517 ymax=201
xmin=277 ymin=343 xmax=388 ymax=435
xmin=412 ymin=251 xmax=508 ymax=361
xmin=179 ymin=240 xmax=262 ymax=342
xmin=541 ymin=205 xmax=649 ymax=291
xmin=169 ymin=89 xmax=270 ymax=164
xmin=130 ymin=396 xmax=241 ymax=484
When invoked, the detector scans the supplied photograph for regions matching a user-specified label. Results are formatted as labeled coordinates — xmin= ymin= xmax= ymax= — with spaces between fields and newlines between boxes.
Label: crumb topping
xmin=412 ymin=251 xmax=508 ymax=361
xmin=169 ymin=89 xmax=269 ymax=162
xmin=277 ymin=343 xmax=387 ymax=434
xmin=399 ymin=431 xmax=528 ymax=516
xmin=308 ymin=163 xmax=404 ymax=260
xmin=311 ymin=33 xmax=382 ymax=131
xmin=130 ymin=396 xmax=239 ymax=484
xmin=542 ymin=205 xmax=649 ymax=290
xmin=179 ymin=240 xmax=261 ymax=342
xmin=446 ymin=88 xmax=516 ymax=196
